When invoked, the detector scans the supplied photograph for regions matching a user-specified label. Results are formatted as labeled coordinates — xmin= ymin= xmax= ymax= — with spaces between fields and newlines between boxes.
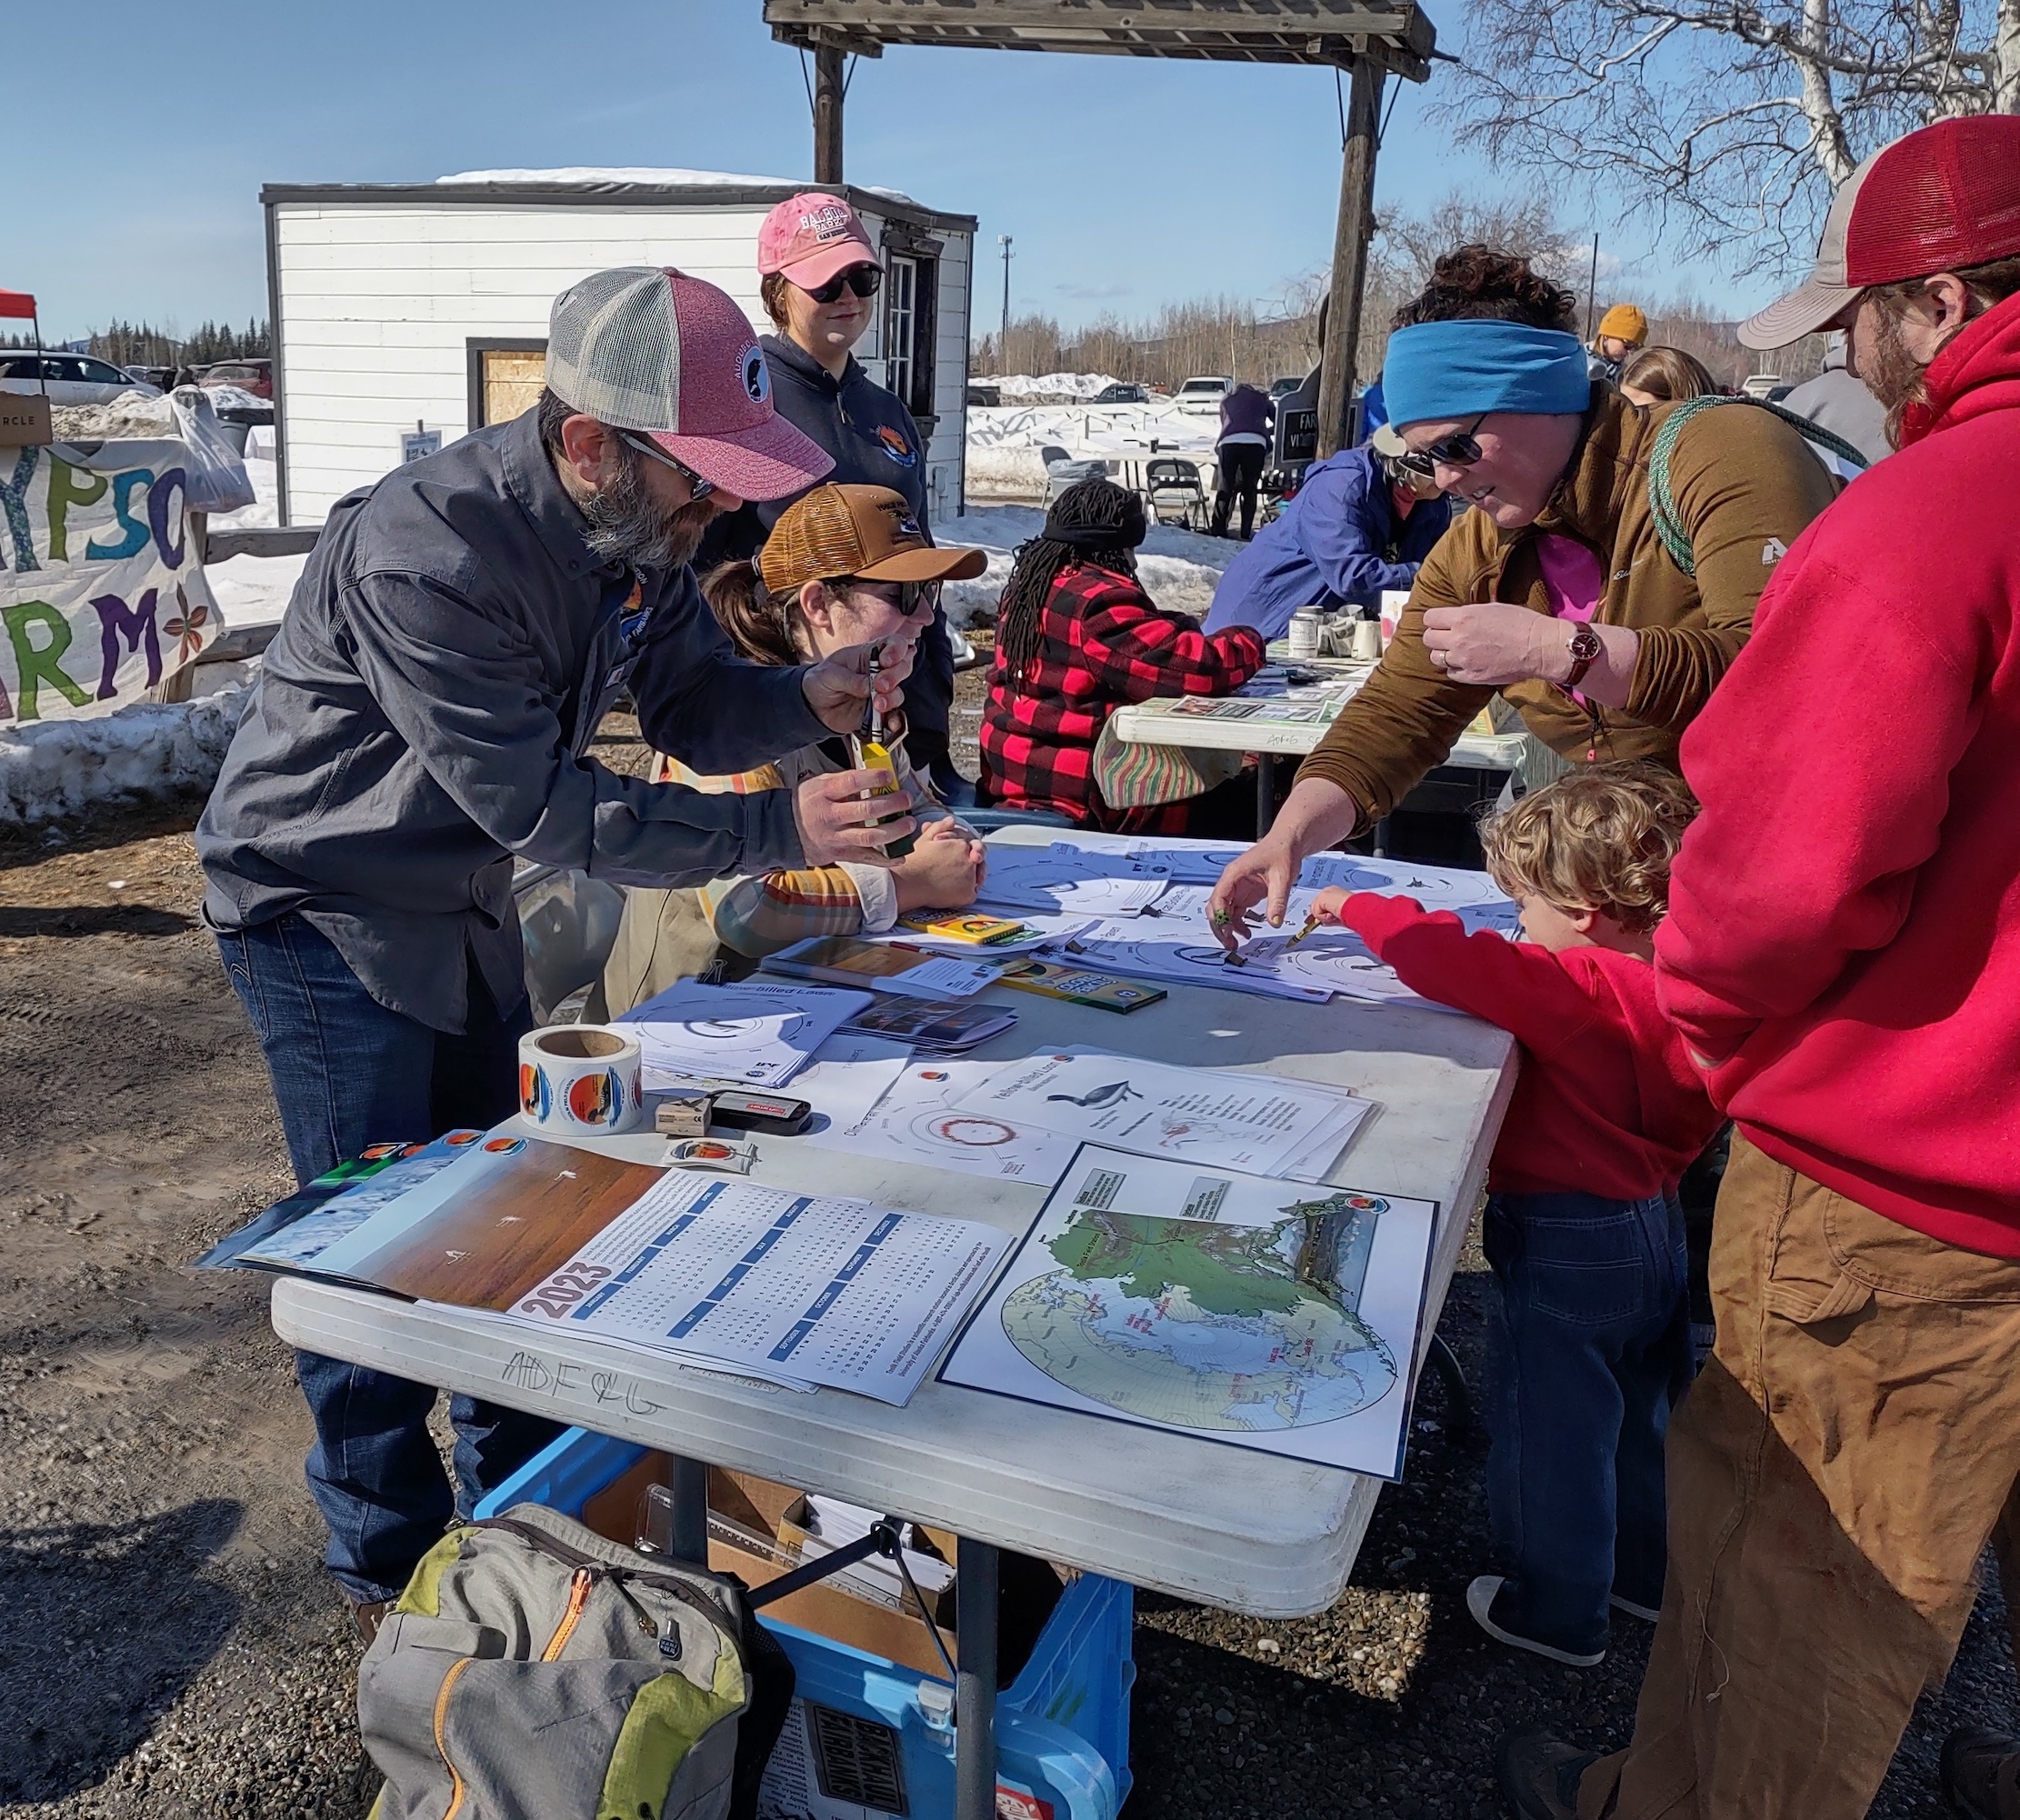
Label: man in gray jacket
xmin=199 ymin=267 xmax=917 ymax=1630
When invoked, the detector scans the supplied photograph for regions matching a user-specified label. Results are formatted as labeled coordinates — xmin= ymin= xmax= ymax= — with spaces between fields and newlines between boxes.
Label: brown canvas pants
xmin=1578 ymin=1132 xmax=2020 ymax=1820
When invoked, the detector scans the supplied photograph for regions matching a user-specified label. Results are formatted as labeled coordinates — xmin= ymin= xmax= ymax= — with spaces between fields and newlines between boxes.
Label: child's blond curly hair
xmin=1480 ymin=763 xmax=1698 ymax=935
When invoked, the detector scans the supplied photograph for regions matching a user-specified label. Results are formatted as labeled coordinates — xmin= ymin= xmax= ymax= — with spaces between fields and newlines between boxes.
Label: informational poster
xmin=0 ymin=439 xmax=221 ymax=724
xmin=941 ymin=1145 xmax=1438 ymax=1479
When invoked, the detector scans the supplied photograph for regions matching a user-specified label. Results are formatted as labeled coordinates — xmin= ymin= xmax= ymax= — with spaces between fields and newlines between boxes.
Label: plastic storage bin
xmin=475 ymin=1426 xmax=1134 ymax=1820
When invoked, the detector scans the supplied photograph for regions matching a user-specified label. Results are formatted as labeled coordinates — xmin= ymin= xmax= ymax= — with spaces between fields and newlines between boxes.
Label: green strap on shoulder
xmin=1646 ymin=395 xmax=1870 ymax=576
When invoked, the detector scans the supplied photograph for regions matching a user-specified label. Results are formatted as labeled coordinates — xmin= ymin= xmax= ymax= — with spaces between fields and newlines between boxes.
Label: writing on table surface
xmin=500 ymin=1350 xmax=664 ymax=1416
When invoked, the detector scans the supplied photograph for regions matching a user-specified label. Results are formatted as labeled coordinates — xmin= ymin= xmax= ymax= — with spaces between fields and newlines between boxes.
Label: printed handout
xmin=939 ymin=1145 xmax=1439 ymax=1478
xmin=616 ymin=978 xmax=873 ymax=1091
xmin=951 ymin=1051 xmax=1370 ymax=1180
xmin=803 ymin=1057 xmax=1083 ymax=1185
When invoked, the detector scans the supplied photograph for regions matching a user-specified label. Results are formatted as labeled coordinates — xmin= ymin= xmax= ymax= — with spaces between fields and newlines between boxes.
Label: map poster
xmin=938 ymin=1145 xmax=1439 ymax=1481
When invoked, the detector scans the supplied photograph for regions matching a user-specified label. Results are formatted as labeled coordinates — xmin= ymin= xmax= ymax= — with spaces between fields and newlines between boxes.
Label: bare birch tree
xmin=1444 ymin=0 xmax=2020 ymax=271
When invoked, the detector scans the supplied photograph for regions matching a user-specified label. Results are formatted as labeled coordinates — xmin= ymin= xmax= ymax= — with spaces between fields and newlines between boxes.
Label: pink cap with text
xmin=756 ymin=193 xmax=881 ymax=291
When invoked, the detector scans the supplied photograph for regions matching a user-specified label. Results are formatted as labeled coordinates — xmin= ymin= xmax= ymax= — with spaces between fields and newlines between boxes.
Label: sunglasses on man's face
xmin=804 ymin=264 xmax=883 ymax=305
xmin=1406 ymin=412 xmax=1493 ymax=472
xmin=620 ymin=432 xmax=715 ymax=501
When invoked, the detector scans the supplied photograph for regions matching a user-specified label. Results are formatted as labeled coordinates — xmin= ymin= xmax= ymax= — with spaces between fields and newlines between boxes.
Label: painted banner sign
xmin=0 ymin=438 xmax=223 ymax=725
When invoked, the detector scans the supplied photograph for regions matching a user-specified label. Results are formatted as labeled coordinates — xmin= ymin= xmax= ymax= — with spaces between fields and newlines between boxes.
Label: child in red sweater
xmin=1312 ymin=765 xmax=1720 ymax=1668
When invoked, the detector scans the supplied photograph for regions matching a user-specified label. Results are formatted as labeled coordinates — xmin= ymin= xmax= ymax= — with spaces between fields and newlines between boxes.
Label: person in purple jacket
xmin=1204 ymin=425 xmax=1453 ymax=639
xmin=1211 ymin=382 xmax=1277 ymax=539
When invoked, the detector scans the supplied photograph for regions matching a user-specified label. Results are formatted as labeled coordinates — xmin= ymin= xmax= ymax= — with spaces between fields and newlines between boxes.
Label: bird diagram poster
xmin=804 ymin=1057 xmax=1084 ymax=1185
xmin=939 ymin=1145 xmax=1438 ymax=1479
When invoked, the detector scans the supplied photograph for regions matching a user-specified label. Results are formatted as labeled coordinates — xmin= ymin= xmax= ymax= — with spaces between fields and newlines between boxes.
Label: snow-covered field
xmin=938 ymin=503 xmax=1232 ymax=629
xmin=966 ymin=398 xmax=1219 ymax=499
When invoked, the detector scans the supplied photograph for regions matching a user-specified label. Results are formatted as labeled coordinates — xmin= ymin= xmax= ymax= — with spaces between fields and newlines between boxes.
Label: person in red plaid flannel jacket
xmin=980 ymin=477 xmax=1268 ymax=833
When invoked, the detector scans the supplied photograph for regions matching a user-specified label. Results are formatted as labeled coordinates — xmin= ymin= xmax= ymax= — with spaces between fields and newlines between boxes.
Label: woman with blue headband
xmin=1208 ymin=246 xmax=1841 ymax=940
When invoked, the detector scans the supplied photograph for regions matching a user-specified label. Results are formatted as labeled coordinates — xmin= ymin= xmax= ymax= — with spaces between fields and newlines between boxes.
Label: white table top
xmin=1112 ymin=692 xmax=1529 ymax=772
xmin=271 ymin=829 xmax=1516 ymax=1618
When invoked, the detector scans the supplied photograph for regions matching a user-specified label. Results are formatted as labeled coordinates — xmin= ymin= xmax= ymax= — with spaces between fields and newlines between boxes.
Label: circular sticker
xmin=742 ymin=346 xmax=771 ymax=405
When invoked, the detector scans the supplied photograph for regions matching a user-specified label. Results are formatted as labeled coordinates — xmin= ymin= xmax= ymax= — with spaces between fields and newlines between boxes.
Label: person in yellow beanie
xmin=1591 ymin=304 xmax=1649 ymax=381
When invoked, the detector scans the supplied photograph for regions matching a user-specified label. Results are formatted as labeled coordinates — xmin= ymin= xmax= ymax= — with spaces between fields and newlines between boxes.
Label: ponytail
xmin=702 ymin=557 xmax=803 ymax=667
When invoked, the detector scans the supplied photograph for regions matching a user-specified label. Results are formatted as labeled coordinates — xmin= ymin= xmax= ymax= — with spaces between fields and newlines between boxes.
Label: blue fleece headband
xmin=1381 ymin=321 xmax=1592 ymax=430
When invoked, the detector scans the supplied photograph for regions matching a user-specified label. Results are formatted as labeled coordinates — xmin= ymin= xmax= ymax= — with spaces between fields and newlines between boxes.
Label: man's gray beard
xmin=579 ymin=447 xmax=718 ymax=570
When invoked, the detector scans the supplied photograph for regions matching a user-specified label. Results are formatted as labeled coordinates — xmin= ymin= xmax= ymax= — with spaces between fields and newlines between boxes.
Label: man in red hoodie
xmin=1497 ymin=116 xmax=2020 ymax=1820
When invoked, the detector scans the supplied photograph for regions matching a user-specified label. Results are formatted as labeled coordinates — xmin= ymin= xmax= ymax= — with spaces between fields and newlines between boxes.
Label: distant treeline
xmin=0 ymin=319 xmax=271 ymax=365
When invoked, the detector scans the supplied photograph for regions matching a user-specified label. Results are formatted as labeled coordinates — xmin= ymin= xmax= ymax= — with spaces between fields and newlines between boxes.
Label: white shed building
xmin=262 ymin=168 xmax=976 ymax=526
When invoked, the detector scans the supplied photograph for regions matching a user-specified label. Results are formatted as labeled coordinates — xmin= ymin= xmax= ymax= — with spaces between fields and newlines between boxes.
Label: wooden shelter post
xmin=1316 ymin=59 xmax=1384 ymax=458
xmin=813 ymin=42 xmax=846 ymax=182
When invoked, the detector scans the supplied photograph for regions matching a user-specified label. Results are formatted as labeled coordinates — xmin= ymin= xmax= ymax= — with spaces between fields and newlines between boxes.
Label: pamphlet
xmin=617 ymin=977 xmax=872 ymax=1091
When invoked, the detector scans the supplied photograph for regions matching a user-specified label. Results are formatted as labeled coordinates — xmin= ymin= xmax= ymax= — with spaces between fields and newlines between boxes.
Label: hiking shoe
xmin=1609 ymin=1592 xmax=1661 ymax=1623
xmin=351 ymin=1598 xmax=392 ymax=1646
xmin=1468 ymin=1575 xmax=1605 ymax=1668
xmin=1941 ymin=1726 xmax=2020 ymax=1820
xmin=1496 ymin=1730 xmax=1601 ymax=1820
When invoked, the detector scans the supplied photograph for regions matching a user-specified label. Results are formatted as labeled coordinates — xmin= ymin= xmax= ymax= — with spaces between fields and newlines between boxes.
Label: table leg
xmin=954 ymin=1536 xmax=999 ymax=1820
xmin=668 ymin=1455 xmax=708 ymax=1564
xmin=1372 ymin=814 xmax=1392 ymax=858
xmin=1255 ymin=757 xmax=1276 ymax=839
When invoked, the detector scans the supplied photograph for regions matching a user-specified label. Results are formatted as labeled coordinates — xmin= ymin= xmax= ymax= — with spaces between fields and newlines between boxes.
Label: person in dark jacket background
xmin=698 ymin=193 xmax=963 ymax=796
xmin=1211 ymin=382 xmax=1276 ymax=539
xmin=1205 ymin=424 xmax=1452 ymax=639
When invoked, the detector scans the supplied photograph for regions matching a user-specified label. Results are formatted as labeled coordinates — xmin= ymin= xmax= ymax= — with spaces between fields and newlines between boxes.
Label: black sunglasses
xmin=620 ymin=431 xmax=715 ymax=501
xmin=1405 ymin=412 xmax=1492 ymax=473
xmin=835 ymin=575 xmax=941 ymax=616
xmin=803 ymin=264 xmax=883 ymax=305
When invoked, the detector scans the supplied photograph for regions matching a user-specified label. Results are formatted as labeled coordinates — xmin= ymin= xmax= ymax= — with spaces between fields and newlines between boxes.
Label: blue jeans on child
xmin=1482 ymin=1187 xmax=1691 ymax=1656
xmin=216 ymin=912 xmax=561 ymax=1605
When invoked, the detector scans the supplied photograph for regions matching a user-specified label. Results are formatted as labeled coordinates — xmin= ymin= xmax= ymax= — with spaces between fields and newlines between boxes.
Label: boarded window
xmin=466 ymin=339 xmax=547 ymax=428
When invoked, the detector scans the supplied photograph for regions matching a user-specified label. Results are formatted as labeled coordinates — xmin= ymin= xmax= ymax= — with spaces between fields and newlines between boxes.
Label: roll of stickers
xmin=517 ymin=1025 xmax=645 ymax=1136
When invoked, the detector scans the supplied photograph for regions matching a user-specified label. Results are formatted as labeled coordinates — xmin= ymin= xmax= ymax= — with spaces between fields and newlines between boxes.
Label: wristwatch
xmin=1562 ymin=624 xmax=1604 ymax=691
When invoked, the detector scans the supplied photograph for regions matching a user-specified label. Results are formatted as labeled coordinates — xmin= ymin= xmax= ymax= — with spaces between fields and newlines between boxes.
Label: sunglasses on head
xmin=619 ymin=431 xmax=715 ymax=500
xmin=803 ymin=264 xmax=883 ymax=304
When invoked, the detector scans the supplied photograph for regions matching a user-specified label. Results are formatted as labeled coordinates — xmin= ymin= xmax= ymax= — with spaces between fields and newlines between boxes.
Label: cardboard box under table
xmin=270 ymin=825 xmax=1518 ymax=1820
xmin=477 ymin=1426 xmax=1133 ymax=1820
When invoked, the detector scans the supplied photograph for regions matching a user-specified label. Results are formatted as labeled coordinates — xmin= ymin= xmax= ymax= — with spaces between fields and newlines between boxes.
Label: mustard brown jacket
xmin=1296 ymin=385 xmax=1840 ymax=827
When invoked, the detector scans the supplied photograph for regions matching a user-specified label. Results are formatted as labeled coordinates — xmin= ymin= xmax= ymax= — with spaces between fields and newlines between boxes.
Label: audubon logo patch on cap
xmin=742 ymin=346 xmax=771 ymax=405
xmin=896 ymin=515 xmax=923 ymax=539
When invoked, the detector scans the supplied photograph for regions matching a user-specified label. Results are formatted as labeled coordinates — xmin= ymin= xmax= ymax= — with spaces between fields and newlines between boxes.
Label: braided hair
xmin=995 ymin=477 xmax=1149 ymax=678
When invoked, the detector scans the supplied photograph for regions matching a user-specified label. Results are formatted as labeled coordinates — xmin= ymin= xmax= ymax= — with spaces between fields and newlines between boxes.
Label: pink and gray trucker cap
xmin=1741 ymin=117 xmax=2020 ymax=349
xmin=545 ymin=266 xmax=833 ymax=500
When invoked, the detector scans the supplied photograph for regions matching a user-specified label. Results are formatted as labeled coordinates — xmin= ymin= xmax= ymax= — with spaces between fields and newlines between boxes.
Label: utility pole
xmin=1315 ymin=60 xmax=1383 ymax=457
xmin=813 ymin=43 xmax=845 ymax=183
xmin=1585 ymin=235 xmax=1601 ymax=343
xmin=997 ymin=235 xmax=1014 ymax=366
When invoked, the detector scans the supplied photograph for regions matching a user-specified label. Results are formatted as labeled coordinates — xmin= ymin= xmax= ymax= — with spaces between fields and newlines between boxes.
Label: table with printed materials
xmin=269 ymin=827 xmax=1518 ymax=1820
xmin=1108 ymin=653 xmax=1530 ymax=840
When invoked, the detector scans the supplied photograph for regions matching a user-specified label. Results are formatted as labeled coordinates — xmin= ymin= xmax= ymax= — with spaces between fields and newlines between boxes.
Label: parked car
xmin=0 ymin=352 xmax=161 ymax=406
xmin=1739 ymin=374 xmax=1783 ymax=400
xmin=965 ymin=383 xmax=1003 ymax=408
xmin=1091 ymin=382 xmax=1150 ymax=405
xmin=1175 ymin=375 xmax=1232 ymax=415
xmin=122 ymin=364 xmax=177 ymax=391
xmin=198 ymin=359 xmax=273 ymax=401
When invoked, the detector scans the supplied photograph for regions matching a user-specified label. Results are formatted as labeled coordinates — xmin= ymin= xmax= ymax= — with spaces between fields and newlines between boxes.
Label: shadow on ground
xmin=0 ymin=1500 xmax=245 ymax=1805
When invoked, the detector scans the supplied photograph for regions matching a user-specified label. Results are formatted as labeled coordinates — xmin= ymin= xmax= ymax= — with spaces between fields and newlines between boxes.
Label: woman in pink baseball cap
xmin=698 ymin=191 xmax=964 ymax=800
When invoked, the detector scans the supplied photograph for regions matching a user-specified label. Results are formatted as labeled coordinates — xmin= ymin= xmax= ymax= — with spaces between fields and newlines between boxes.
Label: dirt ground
xmin=2 ymin=709 xmax=2011 ymax=1815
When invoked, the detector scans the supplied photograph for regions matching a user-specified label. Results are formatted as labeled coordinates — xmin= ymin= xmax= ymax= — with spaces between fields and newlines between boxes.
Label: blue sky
xmin=10 ymin=1 xmax=1765 ymax=345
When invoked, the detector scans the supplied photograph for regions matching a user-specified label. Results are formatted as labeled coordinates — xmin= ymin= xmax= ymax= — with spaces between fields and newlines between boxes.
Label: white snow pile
xmin=50 ymin=389 xmax=179 ymax=443
xmin=937 ymin=504 xmax=1234 ymax=632
xmin=966 ymin=397 xmax=1217 ymax=497
xmin=438 ymin=168 xmax=922 ymax=207
xmin=0 ymin=685 xmax=249 ymax=825
xmin=974 ymin=373 xmax=1127 ymax=402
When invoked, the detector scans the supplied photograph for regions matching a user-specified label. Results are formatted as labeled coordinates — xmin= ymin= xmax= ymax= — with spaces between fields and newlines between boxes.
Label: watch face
xmin=1569 ymin=625 xmax=1604 ymax=659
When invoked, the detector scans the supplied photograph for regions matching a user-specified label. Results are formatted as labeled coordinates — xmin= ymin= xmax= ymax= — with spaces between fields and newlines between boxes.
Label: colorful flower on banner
xmin=165 ymin=585 xmax=208 ymax=663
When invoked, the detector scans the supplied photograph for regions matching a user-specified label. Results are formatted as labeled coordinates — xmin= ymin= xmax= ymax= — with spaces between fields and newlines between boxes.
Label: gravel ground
xmin=1 ymin=729 xmax=2012 ymax=1816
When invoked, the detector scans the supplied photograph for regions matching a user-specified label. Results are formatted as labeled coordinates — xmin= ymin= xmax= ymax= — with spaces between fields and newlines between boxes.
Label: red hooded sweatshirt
xmin=1655 ymin=292 xmax=2020 ymax=1255
xmin=1339 ymin=894 xmax=1722 ymax=1200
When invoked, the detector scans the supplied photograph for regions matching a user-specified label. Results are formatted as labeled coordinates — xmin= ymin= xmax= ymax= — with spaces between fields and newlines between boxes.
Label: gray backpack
xmin=361 ymin=1502 xmax=781 ymax=1820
